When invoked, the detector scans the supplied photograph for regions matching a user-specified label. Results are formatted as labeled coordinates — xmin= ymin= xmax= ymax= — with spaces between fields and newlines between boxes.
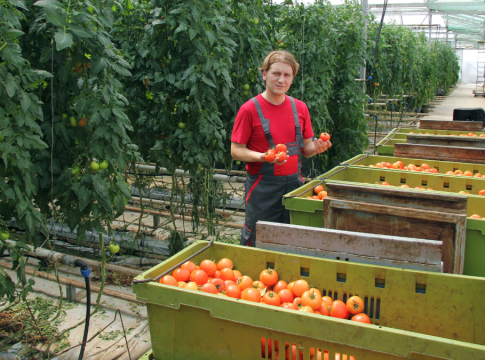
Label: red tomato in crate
xmin=346 ymin=296 xmax=365 ymax=314
xmin=330 ymin=300 xmax=350 ymax=319
xmin=260 ymin=269 xmax=278 ymax=287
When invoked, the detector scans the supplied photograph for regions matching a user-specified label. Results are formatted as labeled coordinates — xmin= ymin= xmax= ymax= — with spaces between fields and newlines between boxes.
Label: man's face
xmin=263 ymin=62 xmax=294 ymax=96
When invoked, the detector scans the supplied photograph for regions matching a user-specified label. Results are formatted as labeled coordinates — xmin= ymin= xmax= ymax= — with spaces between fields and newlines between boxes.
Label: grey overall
xmin=241 ymin=96 xmax=306 ymax=247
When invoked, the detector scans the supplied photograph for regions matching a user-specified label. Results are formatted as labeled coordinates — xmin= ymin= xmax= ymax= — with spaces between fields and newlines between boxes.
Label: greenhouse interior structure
xmin=1 ymin=0 xmax=485 ymax=359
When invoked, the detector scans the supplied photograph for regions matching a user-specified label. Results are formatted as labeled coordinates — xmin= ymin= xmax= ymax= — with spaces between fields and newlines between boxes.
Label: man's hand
xmin=314 ymin=138 xmax=332 ymax=154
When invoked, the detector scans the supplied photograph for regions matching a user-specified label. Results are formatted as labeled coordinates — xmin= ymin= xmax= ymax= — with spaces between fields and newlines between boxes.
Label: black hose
xmin=74 ymin=259 xmax=91 ymax=360
xmin=78 ymin=276 xmax=91 ymax=360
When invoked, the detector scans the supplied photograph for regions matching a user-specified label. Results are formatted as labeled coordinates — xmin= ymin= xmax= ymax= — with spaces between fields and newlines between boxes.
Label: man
xmin=231 ymin=50 xmax=332 ymax=247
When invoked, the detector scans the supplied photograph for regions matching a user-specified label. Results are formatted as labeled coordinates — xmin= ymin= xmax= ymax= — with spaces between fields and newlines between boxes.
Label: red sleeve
xmin=231 ymin=106 xmax=252 ymax=144
xmin=302 ymin=103 xmax=314 ymax=139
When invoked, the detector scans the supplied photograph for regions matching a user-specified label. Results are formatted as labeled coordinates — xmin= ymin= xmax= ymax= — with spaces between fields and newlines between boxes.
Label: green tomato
xmin=236 ymin=161 xmax=241 ymax=165
xmin=112 ymin=5 xmax=116 ymax=11
xmin=178 ymin=122 xmax=186 ymax=129
xmin=90 ymin=161 xmax=100 ymax=172
xmin=243 ymin=84 xmax=250 ymax=91
xmin=88 ymin=6 xmax=94 ymax=13
xmin=99 ymin=160 xmax=109 ymax=169
xmin=253 ymin=18 xmax=259 ymax=25
xmin=72 ymin=166 xmax=80 ymax=175
xmin=243 ymin=90 xmax=249 ymax=96
xmin=70 ymin=116 xmax=78 ymax=127
xmin=232 ymin=72 xmax=237 ymax=77
xmin=0 ymin=135 xmax=4 ymax=142
xmin=278 ymin=42 xmax=285 ymax=49
xmin=0 ymin=231 xmax=9 ymax=240
xmin=108 ymin=243 xmax=120 ymax=254
xmin=62 ymin=113 xmax=68 ymax=118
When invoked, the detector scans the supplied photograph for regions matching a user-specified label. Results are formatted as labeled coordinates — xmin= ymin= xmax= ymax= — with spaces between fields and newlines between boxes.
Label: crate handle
xmin=132 ymin=237 xmax=216 ymax=284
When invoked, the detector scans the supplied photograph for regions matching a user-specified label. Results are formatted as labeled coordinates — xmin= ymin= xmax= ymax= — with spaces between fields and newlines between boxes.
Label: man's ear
xmin=262 ymin=69 xmax=267 ymax=81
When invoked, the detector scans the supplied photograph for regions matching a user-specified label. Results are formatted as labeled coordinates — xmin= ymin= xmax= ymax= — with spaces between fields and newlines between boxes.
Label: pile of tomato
xmin=409 ymin=131 xmax=485 ymax=138
xmin=307 ymin=184 xmax=328 ymax=200
xmin=159 ymin=258 xmax=370 ymax=323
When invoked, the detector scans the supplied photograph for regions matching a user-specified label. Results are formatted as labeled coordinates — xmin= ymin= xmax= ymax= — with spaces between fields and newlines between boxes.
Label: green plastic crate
xmin=375 ymin=128 xmax=485 ymax=155
xmin=342 ymin=154 xmax=485 ymax=176
xmin=283 ymin=166 xmax=485 ymax=277
xmin=133 ymin=241 xmax=485 ymax=360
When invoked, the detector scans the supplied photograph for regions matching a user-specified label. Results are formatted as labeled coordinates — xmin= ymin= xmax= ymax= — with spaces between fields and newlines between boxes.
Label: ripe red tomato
xmin=351 ymin=313 xmax=371 ymax=324
xmin=275 ymin=144 xmax=287 ymax=153
xmin=330 ymin=300 xmax=350 ymax=319
xmin=291 ymin=280 xmax=309 ymax=297
xmin=237 ymin=275 xmax=253 ymax=291
xmin=200 ymin=283 xmax=218 ymax=294
xmin=479 ymin=189 xmax=485 ymax=196
xmin=260 ymin=269 xmax=278 ymax=287
xmin=160 ymin=275 xmax=177 ymax=286
xmin=278 ymin=289 xmax=294 ymax=303
xmin=320 ymin=132 xmax=331 ymax=141
xmin=220 ymin=268 xmax=235 ymax=281
xmin=172 ymin=268 xmax=190 ymax=282
xmin=301 ymin=289 xmax=323 ymax=310
xmin=299 ymin=306 xmax=314 ymax=313
xmin=273 ymin=281 xmax=287 ymax=293
xmin=264 ymin=149 xmax=276 ymax=162
xmin=225 ymin=284 xmax=241 ymax=298
xmin=241 ymin=288 xmax=262 ymax=302
xmin=275 ymin=151 xmax=287 ymax=162
xmin=280 ymin=302 xmax=298 ymax=310
xmin=313 ymin=185 xmax=324 ymax=194
xmin=224 ymin=280 xmax=237 ymax=288
xmin=420 ymin=163 xmax=430 ymax=170
xmin=321 ymin=296 xmax=333 ymax=307
xmin=184 ymin=281 xmax=199 ymax=291
xmin=210 ymin=278 xmax=226 ymax=292
xmin=263 ymin=291 xmax=281 ymax=306
xmin=346 ymin=296 xmax=365 ymax=314
xmin=233 ymin=270 xmax=242 ymax=279
xmin=316 ymin=303 xmax=330 ymax=316
xmin=199 ymin=260 xmax=217 ymax=276
xmin=217 ymin=258 xmax=233 ymax=270
xmin=318 ymin=190 xmax=327 ymax=200
xmin=178 ymin=281 xmax=187 ymax=288
xmin=293 ymin=297 xmax=303 ymax=309
xmin=181 ymin=261 xmax=196 ymax=273
xmin=190 ymin=269 xmax=209 ymax=285
xmin=253 ymin=280 xmax=266 ymax=290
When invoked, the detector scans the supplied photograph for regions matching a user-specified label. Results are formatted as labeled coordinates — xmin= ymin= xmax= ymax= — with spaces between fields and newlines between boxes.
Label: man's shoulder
xmin=287 ymin=95 xmax=308 ymax=109
xmin=239 ymin=97 xmax=258 ymax=112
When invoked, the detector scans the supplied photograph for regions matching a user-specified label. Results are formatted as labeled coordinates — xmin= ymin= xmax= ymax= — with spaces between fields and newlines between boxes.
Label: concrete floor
xmin=426 ymin=84 xmax=485 ymax=121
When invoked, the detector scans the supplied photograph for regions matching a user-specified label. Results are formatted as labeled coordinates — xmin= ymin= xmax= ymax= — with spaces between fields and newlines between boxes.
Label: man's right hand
xmin=260 ymin=152 xmax=287 ymax=165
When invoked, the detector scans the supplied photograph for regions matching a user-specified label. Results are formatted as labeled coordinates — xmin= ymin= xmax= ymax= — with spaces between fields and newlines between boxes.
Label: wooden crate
xmin=406 ymin=134 xmax=485 ymax=148
xmin=420 ymin=120 xmax=484 ymax=132
xmin=322 ymin=183 xmax=467 ymax=274
xmin=394 ymin=143 xmax=485 ymax=164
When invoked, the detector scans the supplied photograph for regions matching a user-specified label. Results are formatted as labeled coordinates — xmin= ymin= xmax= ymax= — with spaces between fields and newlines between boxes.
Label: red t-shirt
xmin=231 ymin=94 xmax=314 ymax=176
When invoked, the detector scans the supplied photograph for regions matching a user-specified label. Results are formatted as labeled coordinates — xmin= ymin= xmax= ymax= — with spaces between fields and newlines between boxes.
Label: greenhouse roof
xmin=291 ymin=0 xmax=485 ymax=48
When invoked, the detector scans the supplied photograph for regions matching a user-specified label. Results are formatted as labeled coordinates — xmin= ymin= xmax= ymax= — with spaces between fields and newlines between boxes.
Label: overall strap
xmin=251 ymin=97 xmax=275 ymax=149
xmin=288 ymin=96 xmax=306 ymax=149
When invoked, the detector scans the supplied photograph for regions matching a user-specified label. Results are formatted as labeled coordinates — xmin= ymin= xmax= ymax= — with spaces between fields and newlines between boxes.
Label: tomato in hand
xmin=264 ymin=149 xmax=276 ymax=162
xmin=351 ymin=313 xmax=371 ymax=324
xmin=346 ymin=295 xmax=365 ymax=314
xmin=260 ymin=269 xmax=278 ymax=287
xmin=275 ymin=144 xmax=287 ymax=153
xmin=320 ymin=132 xmax=331 ymax=141
xmin=330 ymin=300 xmax=350 ymax=319
xmin=275 ymin=151 xmax=287 ymax=162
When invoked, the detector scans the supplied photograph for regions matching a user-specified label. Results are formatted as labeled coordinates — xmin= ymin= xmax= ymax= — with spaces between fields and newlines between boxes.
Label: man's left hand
xmin=314 ymin=139 xmax=332 ymax=154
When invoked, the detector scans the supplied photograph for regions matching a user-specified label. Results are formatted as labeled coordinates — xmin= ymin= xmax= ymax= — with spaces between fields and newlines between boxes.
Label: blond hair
xmin=259 ymin=51 xmax=300 ymax=78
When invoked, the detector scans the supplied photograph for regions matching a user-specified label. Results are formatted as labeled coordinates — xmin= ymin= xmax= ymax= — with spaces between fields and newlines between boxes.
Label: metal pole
xmin=360 ymin=0 xmax=368 ymax=82
xmin=428 ymin=11 xmax=432 ymax=50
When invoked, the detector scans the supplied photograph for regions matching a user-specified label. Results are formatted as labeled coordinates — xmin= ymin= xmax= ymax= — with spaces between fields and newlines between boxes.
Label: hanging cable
xmin=367 ymin=0 xmax=389 ymax=93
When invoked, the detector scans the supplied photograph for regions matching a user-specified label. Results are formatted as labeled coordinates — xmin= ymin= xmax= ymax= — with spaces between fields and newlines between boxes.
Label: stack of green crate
xmin=283 ymin=164 xmax=485 ymax=277
xmin=375 ymin=128 xmax=485 ymax=155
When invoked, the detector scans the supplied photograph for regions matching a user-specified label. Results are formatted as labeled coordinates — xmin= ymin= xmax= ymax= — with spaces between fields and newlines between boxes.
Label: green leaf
xmin=100 ymin=107 xmax=111 ymax=120
xmin=6 ymin=29 xmax=24 ymax=40
xmin=55 ymin=31 xmax=73 ymax=51
xmin=34 ymin=0 xmax=62 ymax=9
xmin=205 ymin=30 xmax=215 ymax=46
xmin=20 ymin=92 xmax=32 ymax=112
xmin=45 ymin=7 xmax=66 ymax=26
xmin=189 ymin=29 xmax=197 ymax=40
xmin=202 ymin=76 xmax=216 ymax=88
xmin=8 ymin=0 xmax=28 ymax=10
xmin=68 ymin=24 xmax=92 ymax=38
xmin=167 ymin=73 xmax=175 ymax=84
xmin=5 ymin=73 xmax=17 ymax=97
xmin=93 ymin=175 xmax=112 ymax=212
xmin=116 ymin=181 xmax=131 ymax=199
xmin=91 ymin=57 xmax=109 ymax=76
xmin=110 ymin=62 xmax=131 ymax=76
